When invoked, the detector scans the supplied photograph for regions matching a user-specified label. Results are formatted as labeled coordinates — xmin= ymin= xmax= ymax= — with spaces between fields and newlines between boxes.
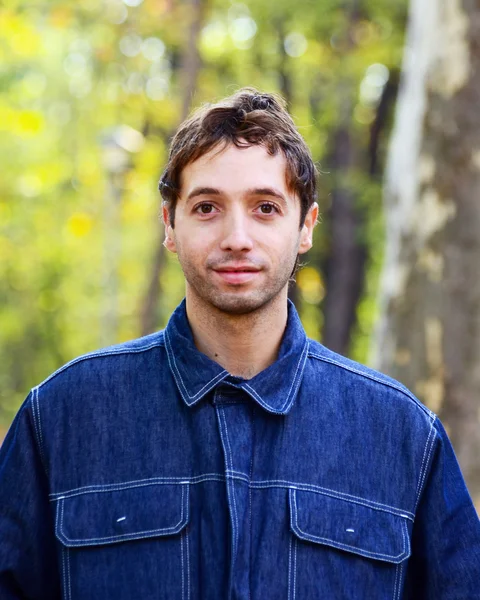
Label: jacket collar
xmin=165 ymin=299 xmax=308 ymax=415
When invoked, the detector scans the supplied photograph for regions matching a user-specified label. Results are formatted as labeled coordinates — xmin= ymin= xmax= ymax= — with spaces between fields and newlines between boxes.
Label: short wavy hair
xmin=159 ymin=87 xmax=317 ymax=228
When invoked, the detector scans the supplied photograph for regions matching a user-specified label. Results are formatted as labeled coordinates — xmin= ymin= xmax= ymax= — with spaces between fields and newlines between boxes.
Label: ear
xmin=162 ymin=204 xmax=177 ymax=253
xmin=298 ymin=202 xmax=319 ymax=255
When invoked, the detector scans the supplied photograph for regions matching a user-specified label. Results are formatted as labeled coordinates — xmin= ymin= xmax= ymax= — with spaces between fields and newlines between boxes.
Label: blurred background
xmin=1 ymin=0 xmax=479 ymax=505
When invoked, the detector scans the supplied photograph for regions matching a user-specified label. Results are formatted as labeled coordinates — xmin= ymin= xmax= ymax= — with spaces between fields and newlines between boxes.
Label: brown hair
xmin=159 ymin=87 xmax=317 ymax=228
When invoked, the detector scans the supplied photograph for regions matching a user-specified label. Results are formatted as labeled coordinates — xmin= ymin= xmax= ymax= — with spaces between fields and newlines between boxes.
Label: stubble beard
xmin=179 ymin=254 xmax=297 ymax=316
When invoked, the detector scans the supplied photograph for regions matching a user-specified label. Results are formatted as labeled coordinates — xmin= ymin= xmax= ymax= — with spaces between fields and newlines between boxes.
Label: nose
xmin=219 ymin=210 xmax=254 ymax=253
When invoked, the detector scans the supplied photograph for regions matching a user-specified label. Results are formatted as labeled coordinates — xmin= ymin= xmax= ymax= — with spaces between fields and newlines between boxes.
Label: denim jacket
xmin=1 ymin=300 xmax=479 ymax=599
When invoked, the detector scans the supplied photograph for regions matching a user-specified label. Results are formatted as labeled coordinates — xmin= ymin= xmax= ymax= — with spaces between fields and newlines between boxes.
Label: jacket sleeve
xmin=0 ymin=392 xmax=61 ymax=599
xmin=405 ymin=418 xmax=480 ymax=599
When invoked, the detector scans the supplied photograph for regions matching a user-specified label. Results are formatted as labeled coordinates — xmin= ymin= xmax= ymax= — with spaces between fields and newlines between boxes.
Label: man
xmin=0 ymin=88 xmax=479 ymax=599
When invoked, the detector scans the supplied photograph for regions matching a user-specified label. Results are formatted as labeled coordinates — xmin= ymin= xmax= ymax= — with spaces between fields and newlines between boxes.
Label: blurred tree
xmin=140 ymin=0 xmax=207 ymax=336
xmin=372 ymin=0 xmax=480 ymax=502
xmin=321 ymin=0 xmax=368 ymax=356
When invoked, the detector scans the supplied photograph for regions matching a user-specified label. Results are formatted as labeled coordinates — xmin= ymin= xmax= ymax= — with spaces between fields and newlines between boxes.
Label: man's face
xmin=163 ymin=143 xmax=317 ymax=315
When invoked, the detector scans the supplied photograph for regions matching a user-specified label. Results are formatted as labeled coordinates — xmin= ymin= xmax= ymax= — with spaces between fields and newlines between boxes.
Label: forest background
xmin=1 ymin=0 xmax=479 ymax=506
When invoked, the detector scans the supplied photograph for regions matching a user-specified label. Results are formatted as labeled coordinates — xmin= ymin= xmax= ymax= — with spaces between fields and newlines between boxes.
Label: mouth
xmin=212 ymin=265 xmax=262 ymax=285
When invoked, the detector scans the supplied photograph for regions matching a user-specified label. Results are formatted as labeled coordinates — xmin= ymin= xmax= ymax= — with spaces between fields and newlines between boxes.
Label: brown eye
xmin=198 ymin=203 xmax=214 ymax=214
xmin=259 ymin=203 xmax=276 ymax=214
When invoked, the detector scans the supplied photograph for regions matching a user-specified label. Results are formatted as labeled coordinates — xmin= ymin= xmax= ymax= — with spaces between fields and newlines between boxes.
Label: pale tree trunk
xmin=140 ymin=0 xmax=205 ymax=335
xmin=372 ymin=0 xmax=480 ymax=505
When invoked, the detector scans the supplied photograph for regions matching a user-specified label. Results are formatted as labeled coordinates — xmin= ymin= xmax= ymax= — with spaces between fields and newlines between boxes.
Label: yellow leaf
xmin=67 ymin=213 xmax=93 ymax=238
xmin=17 ymin=111 xmax=44 ymax=135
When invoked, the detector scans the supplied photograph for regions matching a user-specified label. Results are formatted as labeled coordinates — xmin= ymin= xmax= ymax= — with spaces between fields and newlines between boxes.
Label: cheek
xmin=260 ymin=228 xmax=301 ymax=255
xmin=175 ymin=233 xmax=211 ymax=262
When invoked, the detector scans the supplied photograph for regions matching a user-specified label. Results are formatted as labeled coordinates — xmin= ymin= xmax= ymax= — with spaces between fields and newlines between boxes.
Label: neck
xmin=186 ymin=292 xmax=289 ymax=380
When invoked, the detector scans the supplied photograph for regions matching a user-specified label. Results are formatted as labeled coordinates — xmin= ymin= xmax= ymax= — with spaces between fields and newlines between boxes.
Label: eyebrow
xmin=186 ymin=186 xmax=288 ymax=203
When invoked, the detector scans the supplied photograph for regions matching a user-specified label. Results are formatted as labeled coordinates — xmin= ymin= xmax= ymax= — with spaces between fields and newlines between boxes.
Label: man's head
xmin=160 ymin=88 xmax=318 ymax=316
xmin=159 ymin=88 xmax=318 ymax=228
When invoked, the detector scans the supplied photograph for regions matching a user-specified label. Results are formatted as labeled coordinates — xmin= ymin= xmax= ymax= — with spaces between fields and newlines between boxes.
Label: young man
xmin=0 ymin=89 xmax=479 ymax=599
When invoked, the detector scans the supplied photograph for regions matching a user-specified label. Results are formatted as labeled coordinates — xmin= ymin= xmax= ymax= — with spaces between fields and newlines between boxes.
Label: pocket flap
xmin=289 ymin=489 xmax=410 ymax=564
xmin=55 ymin=483 xmax=189 ymax=547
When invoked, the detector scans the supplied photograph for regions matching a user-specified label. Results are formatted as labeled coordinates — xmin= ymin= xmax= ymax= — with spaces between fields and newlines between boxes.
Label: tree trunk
xmin=273 ymin=18 xmax=300 ymax=308
xmin=321 ymin=1 xmax=367 ymax=356
xmin=140 ymin=0 xmax=205 ymax=336
xmin=322 ymin=125 xmax=367 ymax=355
xmin=372 ymin=0 xmax=480 ymax=505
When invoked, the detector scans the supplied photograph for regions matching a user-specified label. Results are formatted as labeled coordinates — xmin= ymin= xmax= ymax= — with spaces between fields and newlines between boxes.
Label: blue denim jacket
xmin=1 ymin=300 xmax=479 ymax=599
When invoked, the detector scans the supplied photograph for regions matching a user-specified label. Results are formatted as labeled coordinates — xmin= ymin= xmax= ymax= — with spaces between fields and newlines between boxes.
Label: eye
xmin=257 ymin=202 xmax=279 ymax=215
xmin=194 ymin=202 xmax=216 ymax=215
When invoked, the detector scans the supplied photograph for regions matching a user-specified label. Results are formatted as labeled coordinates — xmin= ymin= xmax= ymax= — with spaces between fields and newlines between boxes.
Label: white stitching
xmin=49 ymin=476 xmax=413 ymax=520
xmin=414 ymin=416 xmax=437 ymax=511
xmin=219 ymin=406 xmax=239 ymax=562
xmin=292 ymin=489 xmax=406 ymax=561
xmin=225 ymin=469 xmax=249 ymax=480
xmin=33 ymin=388 xmax=45 ymax=461
xmin=30 ymin=389 xmax=39 ymax=444
xmin=291 ymin=490 xmax=408 ymax=562
xmin=38 ymin=337 xmax=165 ymax=388
xmin=30 ymin=389 xmax=46 ymax=471
xmin=308 ymin=351 xmax=433 ymax=419
xmin=415 ymin=417 xmax=434 ymax=499
xmin=49 ymin=474 xmax=226 ymax=499
xmin=402 ymin=520 xmax=410 ymax=559
xmin=292 ymin=537 xmax=297 ymax=600
xmin=257 ymin=481 xmax=414 ymax=520
xmin=33 ymin=387 xmax=49 ymax=476
xmin=242 ymin=383 xmax=280 ymax=414
xmin=59 ymin=500 xmax=67 ymax=600
xmin=180 ymin=529 xmax=185 ymax=600
xmin=185 ymin=525 xmax=191 ymax=600
xmin=58 ymin=486 xmax=188 ymax=545
xmin=165 ymin=328 xmax=228 ymax=404
xmin=393 ymin=563 xmax=399 ymax=600
xmin=236 ymin=339 xmax=307 ymax=414
xmin=66 ymin=547 xmax=72 ymax=600
xmin=395 ymin=562 xmax=403 ymax=600
xmin=279 ymin=339 xmax=308 ymax=411
xmin=61 ymin=549 xmax=65 ymax=600
xmin=288 ymin=534 xmax=293 ymax=600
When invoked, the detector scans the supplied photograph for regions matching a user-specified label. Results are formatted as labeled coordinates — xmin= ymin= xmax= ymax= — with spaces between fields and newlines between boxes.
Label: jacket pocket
xmin=288 ymin=488 xmax=411 ymax=599
xmin=55 ymin=482 xmax=189 ymax=600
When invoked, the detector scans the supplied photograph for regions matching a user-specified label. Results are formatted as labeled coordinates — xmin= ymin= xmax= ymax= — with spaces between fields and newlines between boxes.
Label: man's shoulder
xmin=36 ymin=329 xmax=168 ymax=392
xmin=305 ymin=338 xmax=434 ymax=422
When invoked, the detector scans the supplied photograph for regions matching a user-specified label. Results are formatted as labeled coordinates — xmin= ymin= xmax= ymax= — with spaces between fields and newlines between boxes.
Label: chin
xmin=208 ymin=291 xmax=280 ymax=316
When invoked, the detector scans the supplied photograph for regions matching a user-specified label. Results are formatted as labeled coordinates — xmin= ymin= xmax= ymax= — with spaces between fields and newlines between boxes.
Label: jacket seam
xmin=393 ymin=561 xmax=403 ymax=600
xmin=307 ymin=351 xmax=434 ymax=419
xmin=180 ymin=527 xmax=185 ymax=600
xmin=254 ymin=480 xmax=414 ymax=520
xmin=185 ymin=525 xmax=191 ymax=600
xmin=49 ymin=474 xmax=225 ymax=499
xmin=29 ymin=388 xmax=49 ymax=477
xmin=413 ymin=415 xmax=438 ymax=512
xmin=49 ymin=475 xmax=413 ymax=520
xmin=66 ymin=547 xmax=72 ymax=600
xmin=36 ymin=335 xmax=166 ymax=390
xmin=216 ymin=401 xmax=239 ymax=567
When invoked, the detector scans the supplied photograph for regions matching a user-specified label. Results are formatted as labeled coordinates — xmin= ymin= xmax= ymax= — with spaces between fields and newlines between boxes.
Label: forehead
xmin=179 ymin=143 xmax=290 ymax=196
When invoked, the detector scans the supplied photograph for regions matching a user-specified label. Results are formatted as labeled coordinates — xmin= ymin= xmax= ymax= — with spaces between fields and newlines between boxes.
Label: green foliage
xmin=0 ymin=0 xmax=407 ymax=424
